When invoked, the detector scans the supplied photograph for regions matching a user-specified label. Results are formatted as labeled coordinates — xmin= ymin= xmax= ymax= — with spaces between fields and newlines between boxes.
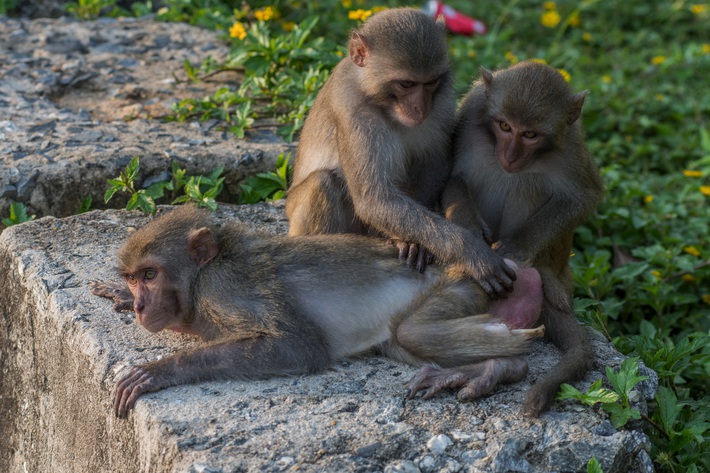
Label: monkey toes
xmin=404 ymin=357 xmax=529 ymax=403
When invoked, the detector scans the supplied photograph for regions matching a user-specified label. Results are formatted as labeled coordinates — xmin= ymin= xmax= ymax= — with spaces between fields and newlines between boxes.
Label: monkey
xmin=284 ymin=7 xmax=516 ymax=298
xmin=405 ymin=61 xmax=604 ymax=416
xmin=90 ymin=204 xmax=546 ymax=418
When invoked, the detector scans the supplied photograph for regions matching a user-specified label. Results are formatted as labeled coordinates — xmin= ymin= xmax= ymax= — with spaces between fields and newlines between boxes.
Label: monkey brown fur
xmin=90 ymin=205 xmax=545 ymax=418
xmin=285 ymin=7 xmax=516 ymax=298
xmin=425 ymin=61 xmax=604 ymax=416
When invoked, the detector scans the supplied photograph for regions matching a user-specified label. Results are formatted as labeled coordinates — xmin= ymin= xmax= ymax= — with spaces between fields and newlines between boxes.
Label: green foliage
xmin=239 ymin=153 xmax=292 ymax=204
xmin=79 ymin=195 xmax=93 ymax=214
xmin=65 ymin=0 xmax=116 ymax=19
xmin=0 ymin=0 xmax=17 ymax=14
xmin=104 ymin=157 xmax=225 ymax=214
xmin=558 ymin=357 xmax=647 ymax=429
xmin=587 ymin=457 xmax=603 ymax=473
xmin=2 ymin=202 xmax=35 ymax=227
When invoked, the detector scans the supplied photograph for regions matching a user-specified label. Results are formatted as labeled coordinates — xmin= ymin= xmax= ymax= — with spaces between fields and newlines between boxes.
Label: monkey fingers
xmin=472 ymin=256 xmax=517 ymax=300
xmin=394 ymin=241 xmax=433 ymax=273
xmin=90 ymin=280 xmax=134 ymax=312
xmin=113 ymin=366 xmax=160 ymax=418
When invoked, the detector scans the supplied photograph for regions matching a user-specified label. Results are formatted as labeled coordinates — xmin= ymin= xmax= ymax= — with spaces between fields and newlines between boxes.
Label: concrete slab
xmin=0 ymin=203 xmax=655 ymax=472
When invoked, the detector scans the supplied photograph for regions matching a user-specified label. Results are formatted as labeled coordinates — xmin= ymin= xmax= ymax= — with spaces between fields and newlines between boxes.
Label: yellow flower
xmin=569 ymin=12 xmax=581 ymax=27
xmin=601 ymin=75 xmax=612 ymax=84
xmin=651 ymin=270 xmax=662 ymax=280
xmin=683 ymin=169 xmax=703 ymax=177
xmin=341 ymin=0 xmax=352 ymax=7
xmin=541 ymin=10 xmax=561 ymax=28
xmin=651 ymin=55 xmax=666 ymax=65
xmin=702 ymin=294 xmax=710 ymax=305
xmin=558 ymin=68 xmax=571 ymax=82
xmin=682 ymin=274 xmax=696 ymax=284
xmin=691 ymin=4 xmax=708 ymax=14
xmin=644 ymin=195 xmax=654 ymax=204
xmin=544 ymin=1 xmax=557 ymax=10
xmin=655 ymin=94 xmax=665 ymax=101
xmin=373 ymin=6 xmax=388 ymax=13
xmin=701 ymin=185 xmax=710 ymax=196
xmin=582 ymin=32 xmax=592 ymax=42
xmin=684 ymin=246 xmax=701 ymax=257
xmin=505 ymin=51 xmax=519 ymax=64
xmin=229 ymin=21 xmax=247 ymax=40
xmin=530 ymin=58 xmax=548 ymax=64
xmin=281 ymin=21 xmax=295 ymax=32
xmin=468 ymin=49 xmax=477 ymax=58
xmin=349 ymin=9 xmax=373 ymax=21
xmin=702 ymin=44 xmax=710 ymax=54
xmin=254 ymin=6 xmax=275 ymax=22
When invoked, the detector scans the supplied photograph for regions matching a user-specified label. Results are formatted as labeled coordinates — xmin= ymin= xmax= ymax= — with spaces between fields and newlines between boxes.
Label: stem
xmin=640 ymin=412 xmax=670 ymax=441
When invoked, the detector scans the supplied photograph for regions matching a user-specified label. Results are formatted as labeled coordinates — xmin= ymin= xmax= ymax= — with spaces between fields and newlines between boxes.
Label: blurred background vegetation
xmin=2 ymin=0 xmax=709 ymax=470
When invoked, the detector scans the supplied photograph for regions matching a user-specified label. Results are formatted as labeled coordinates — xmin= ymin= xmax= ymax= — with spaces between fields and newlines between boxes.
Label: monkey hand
xmin=113 ymin=365 xmax=163 ymax=418
xmin=404 ymin=357 xmax=529 ymax=402
xmin=90 ymin=280 xmax=134 ymax=312
xmin=462 ymin=245 xmax=517 ymax=299
xmin=491 ymin=239 xmax=527 ymax=262
xmin=391 ymin=240 xmax=434 ymax=273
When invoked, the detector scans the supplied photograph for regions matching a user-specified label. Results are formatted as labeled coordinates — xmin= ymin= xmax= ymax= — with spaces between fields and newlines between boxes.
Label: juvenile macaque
xmin=414 ymin=61 xmax=603 ymax=416
xmin=91 ymin=205 xmax=545 ymax=418
xmin=285 ymin=7 xmax=515 ymax=297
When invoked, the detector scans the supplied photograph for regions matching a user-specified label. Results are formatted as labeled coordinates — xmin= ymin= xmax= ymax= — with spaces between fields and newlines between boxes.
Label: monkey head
xmin=348 ymin=8 xmax=452 ymax=128
xmin=480 ymin=62 xmax=588 ymax=173
xmin=117 ymin=207 xmax=218 ymax=333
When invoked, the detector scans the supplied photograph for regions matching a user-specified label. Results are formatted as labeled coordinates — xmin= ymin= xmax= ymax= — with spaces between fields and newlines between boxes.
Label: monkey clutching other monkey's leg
xmin=284 ymin=7 xmax=516 ymax=299
xmin=428 ymin=61 xmax=604 ymax=416
xmin=90 ymin=205 xmax=545 ymax=418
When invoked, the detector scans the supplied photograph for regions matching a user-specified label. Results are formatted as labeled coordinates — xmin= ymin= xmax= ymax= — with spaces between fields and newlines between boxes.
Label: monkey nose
xmin=134 ymin=301 xmax=144 ymax=313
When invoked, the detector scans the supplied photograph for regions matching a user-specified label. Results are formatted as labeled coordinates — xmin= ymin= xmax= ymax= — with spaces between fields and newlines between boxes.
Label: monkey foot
xmin=404 ymin=357 xmax=528 ymax=402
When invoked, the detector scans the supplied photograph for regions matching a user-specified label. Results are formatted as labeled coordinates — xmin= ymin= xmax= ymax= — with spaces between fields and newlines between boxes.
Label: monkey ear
xmin=435 ymin=14 xmax=447 ymax=29
xmin=568 ymin=90 xmax=589 ymax=125
xmin=480 ymin=67 xmax=494 ymax=87
xmin=349 ymin=32 xmax=369 ymax=68
xmin=187 ymin=227 xmax=218 ymax=267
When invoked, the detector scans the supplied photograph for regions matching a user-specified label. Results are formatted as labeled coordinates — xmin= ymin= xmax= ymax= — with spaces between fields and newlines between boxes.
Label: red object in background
xmin=422 ymin=0 xmax=487 ymax=36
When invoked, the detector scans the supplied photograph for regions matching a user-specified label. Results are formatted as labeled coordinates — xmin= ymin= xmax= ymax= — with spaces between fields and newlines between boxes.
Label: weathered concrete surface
xmin=0 ymin=16 xmax=292 ymax=222
xmin=0 ymin=203 xmax=656 ymax=473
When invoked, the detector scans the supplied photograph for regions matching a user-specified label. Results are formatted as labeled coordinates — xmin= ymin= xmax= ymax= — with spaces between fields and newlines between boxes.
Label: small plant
xmin=2 ymin=202 xmax=36 ymax=227
xmin=104 ymin=157 xmax=225 ymax=214
xmin=78 ymin=195 xmax=93 ymax=213
xmin=587 ymin=457 xmax=603 ymax=473
xmin=557 ymin=357 xmax=648 ymax=428
xmin=65 ymin=0 xmax=116 ymax=19
xmin=0 ymin=0 xmax=17 ymax=15
xmin=239 ymin=153 xmax=291 ymax=204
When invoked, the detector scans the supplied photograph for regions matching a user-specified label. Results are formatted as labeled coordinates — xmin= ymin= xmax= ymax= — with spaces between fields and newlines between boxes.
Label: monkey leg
xmin=285 ymin=170 xmax=365 ymax=236
xmin=522 ymin=284 xmax=593 ymax=416
xmin=404 ymin=357 xmax=530 ymax=402
xmin=391 ymin=279 xmax=543 ymax=368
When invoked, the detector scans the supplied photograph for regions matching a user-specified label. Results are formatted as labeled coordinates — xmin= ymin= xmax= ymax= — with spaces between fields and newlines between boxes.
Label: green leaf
xmin=587 ymin=457 xmax=604 ymax=473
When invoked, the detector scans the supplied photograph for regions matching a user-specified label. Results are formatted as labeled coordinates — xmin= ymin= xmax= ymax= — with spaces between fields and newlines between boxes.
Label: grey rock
xmin=0 ymin=204 xmax=656 ymax=472
xmin=0 ymin=16 xmax=293 ymax=223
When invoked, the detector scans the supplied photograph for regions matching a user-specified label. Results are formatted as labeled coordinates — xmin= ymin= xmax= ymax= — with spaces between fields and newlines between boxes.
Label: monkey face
xmin=390 ymin=78 xmax=442 ymax=127
xmin=122 ymin=263 xmax=183 ymax=333
xmin=491 ymin=119 xmax=545 ymax=173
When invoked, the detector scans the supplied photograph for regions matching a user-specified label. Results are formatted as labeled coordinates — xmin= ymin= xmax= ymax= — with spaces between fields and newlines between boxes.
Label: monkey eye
xmin=424 ymin=78 xmax=440 ymax=88
xmin=499 ymin=121 xmax=512 ymax=132
xmin=125 ymin=275 xmax=137 ymax=286
xmin=523 ymin=131 xmax=538 ymax=139
xmin=398 ymin=80 xmax=416 ymax=89
xmin=144 ymin=269 xmax=157 ymax=280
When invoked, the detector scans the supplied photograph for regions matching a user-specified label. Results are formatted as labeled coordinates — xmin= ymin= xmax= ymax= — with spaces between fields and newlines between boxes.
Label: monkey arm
xmin=341 ymin=146 xmax=515 ymax=298
xmin=90 ymin=280 xmax=134 ymax=312
xmin=441 ymin=176 xmax=493 ymax=244
xmin=113 ymin=330 xmax=331 ymax=418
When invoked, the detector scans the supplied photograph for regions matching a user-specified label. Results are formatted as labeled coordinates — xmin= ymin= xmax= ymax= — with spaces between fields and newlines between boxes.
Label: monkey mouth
xmin=136 ymin=312 xmax=169 ymax=332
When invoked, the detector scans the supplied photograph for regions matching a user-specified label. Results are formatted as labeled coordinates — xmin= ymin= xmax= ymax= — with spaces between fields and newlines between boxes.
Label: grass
xmin=5 ymin=0 xmax=709 ymax=470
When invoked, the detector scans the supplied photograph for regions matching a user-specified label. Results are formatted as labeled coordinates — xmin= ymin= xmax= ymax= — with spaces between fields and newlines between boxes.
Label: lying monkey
xmin=91 ymin=205 xmax=544 ymax=418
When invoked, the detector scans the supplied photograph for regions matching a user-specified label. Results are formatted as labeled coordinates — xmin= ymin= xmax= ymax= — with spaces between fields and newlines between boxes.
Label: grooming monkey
xmin=285 ymin=7 xmax=516 ymax=298
xmin=90 ymin=205 xmax=545 ymax=418
xmin=409 ymin=61 xmax=603 ymax=415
